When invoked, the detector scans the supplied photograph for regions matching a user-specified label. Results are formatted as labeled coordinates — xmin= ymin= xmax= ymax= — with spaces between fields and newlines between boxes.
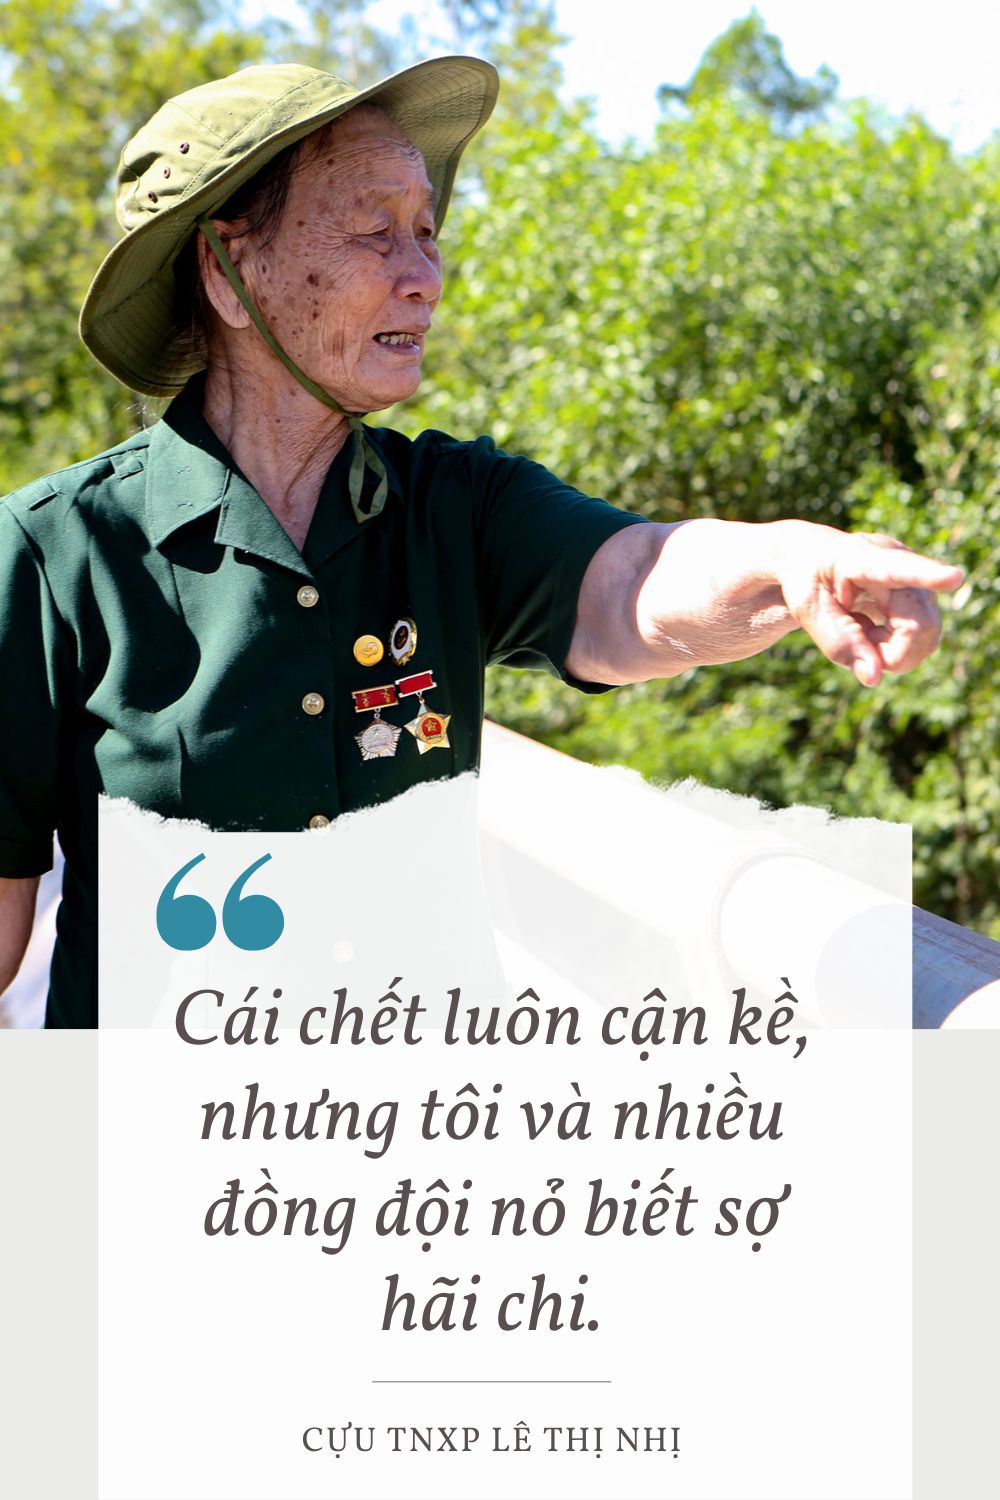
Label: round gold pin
xmin=353 ymin=634 xmax=384 ymax=667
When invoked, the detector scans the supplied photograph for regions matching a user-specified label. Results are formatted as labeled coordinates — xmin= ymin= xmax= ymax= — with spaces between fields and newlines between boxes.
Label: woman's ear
xmin=196 ymin=221 xmax=253 ymax=331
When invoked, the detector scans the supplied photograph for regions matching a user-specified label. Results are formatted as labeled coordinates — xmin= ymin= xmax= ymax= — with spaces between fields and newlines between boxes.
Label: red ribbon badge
xmin=352 ymin=684 xmax=398 ymax=713
xmin=396 ymin=669 xmax=436 ymax=699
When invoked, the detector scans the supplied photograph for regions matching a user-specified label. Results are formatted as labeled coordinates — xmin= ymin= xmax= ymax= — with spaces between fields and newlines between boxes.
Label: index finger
xmin=837 ymin=543 xmax=964 ymax=595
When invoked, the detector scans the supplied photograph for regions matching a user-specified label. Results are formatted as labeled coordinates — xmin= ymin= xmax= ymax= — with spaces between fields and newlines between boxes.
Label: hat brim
xmin=79 ymin=55 xmax=498 ymax=396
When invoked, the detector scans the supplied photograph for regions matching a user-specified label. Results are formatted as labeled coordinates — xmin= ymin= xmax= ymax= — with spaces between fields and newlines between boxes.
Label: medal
xmin=389 ymin=617 xmax=418 ymax=665
xmin=405 ymin=707 xmax=451 ymax=753
xmin=397 ymin=668 xmax=451 ymax=754
xmin=353 ymin=634 xmax=383 ymax=667
xmin=352 ymin=683 xmax=401 ymax=761
xmin=355 ymin=717 xmax=402 ymax=760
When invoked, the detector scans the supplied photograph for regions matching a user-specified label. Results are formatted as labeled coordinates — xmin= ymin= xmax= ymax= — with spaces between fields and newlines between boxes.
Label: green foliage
xmin=411 ymin=80 xmax=997 ymax=524
xmin=0 ymin=0 xmax=264 ymax=486
xmin=276 ymin=0 xmax=404 ymax=81
xmin=400 ymin=18 xmax=1000 ymax=935
xmin=659 ymin=10 xmax=838 ymax=128
xmin=841 ymin=309 xmax=1000 ymax=933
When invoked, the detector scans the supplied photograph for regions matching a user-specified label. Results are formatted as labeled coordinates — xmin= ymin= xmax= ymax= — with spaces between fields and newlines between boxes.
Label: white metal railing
xmin=478 ymin=723 xmax=1000 ymax=1032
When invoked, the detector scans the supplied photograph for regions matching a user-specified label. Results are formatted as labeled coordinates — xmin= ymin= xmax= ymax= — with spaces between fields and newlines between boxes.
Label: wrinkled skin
xmin=244 ymin=113 xmax=441 ymax=411
xmin=569 ymin=518 xmax=962 ymax=688
xmin=205 ymin=108 xmax=441 ymax=412
xmin=198 ymin=109 xmax=441 ymax=540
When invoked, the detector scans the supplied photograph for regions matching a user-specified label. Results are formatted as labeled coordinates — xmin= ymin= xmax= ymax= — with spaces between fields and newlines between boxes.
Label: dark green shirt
xmin=0 ymin=382 xmax=645 ymax=1027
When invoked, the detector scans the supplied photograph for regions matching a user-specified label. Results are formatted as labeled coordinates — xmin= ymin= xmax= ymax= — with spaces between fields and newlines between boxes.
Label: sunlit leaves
xmin=403 ymin=35 xmax=1000 ymax=934
xmin=0 ymin=0 xmax=266 ymax=484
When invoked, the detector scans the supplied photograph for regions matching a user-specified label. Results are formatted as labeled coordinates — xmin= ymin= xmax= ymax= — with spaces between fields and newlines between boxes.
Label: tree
xmin=659 ymin=10 xmax=838 ymax=129
xmin=0 ymin=0 xmax=265 ymax=488
xmin=269 ymin=0 xmax=404 ymax=81
xmin=400 ymin=24 xmax=1000 ymax=935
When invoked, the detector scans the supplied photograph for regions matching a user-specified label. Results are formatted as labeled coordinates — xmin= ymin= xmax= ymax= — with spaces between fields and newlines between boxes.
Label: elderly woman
xmin=0 ymin=57 xmax=961 ymax=1028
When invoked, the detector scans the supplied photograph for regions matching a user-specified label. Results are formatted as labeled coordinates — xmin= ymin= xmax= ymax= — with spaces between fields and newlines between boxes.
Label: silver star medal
xmin=355 ymin=712 xmax=402 ymax=761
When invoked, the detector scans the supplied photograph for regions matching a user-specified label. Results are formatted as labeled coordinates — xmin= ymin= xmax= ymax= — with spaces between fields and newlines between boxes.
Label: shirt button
xmin=301 ymin=692 xmax=326 ymax=716
xmin=297 ymin=584 xmax=319 ymax=608
xmin=308 ymin=814 xmax=331 ymax=830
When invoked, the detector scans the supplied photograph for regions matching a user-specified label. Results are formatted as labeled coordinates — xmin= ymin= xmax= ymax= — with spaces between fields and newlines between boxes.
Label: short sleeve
xmin=468 ymin=440 xmax=648 ymax=689
xmin=0 ymin=503 xmax=66 ymax=876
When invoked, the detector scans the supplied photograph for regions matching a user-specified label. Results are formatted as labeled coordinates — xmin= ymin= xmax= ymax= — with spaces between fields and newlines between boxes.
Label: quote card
xmin=95 ymin=730 xmax=913 ymax=1500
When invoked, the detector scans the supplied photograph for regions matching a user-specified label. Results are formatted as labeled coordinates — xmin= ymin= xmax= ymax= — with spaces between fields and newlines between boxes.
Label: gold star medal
xmin=405 ymin=707 xmax=451 ymax=753
xmin=396 ymin=669 xmax=451 ymax=753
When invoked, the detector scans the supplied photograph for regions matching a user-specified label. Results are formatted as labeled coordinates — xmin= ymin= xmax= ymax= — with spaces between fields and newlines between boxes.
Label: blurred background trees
xmin=1 ymin=1 xmax=997 ymax=932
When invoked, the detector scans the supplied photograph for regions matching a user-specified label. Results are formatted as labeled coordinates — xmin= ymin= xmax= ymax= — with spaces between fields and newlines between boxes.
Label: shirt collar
xmin=144 ymin=379 xmax=400 ymax=570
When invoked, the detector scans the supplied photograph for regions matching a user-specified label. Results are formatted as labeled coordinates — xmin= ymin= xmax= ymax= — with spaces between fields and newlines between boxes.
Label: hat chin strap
xmin=198 ymin=216 xmax=388 ymax=525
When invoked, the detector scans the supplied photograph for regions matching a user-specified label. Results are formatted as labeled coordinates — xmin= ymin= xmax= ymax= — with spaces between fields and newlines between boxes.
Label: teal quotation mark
xmin=156 ymin=854 xmax=284 ymax=951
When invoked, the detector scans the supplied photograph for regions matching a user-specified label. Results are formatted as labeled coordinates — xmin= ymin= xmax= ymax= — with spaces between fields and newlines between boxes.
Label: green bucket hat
xmin=79 ymin=55 xmax=498 ymax=397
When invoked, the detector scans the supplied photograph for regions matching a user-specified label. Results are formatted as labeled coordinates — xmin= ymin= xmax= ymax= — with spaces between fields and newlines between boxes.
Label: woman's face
xmin=232 ymin=109 xmax=442 ymax=413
